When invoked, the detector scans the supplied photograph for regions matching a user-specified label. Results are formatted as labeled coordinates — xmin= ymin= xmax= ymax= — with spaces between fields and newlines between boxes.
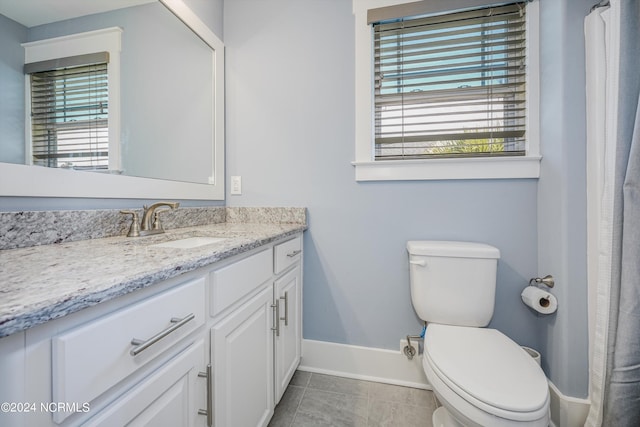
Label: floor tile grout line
xmin=366 ymin=379 xmax=371 ymax=427
xmin=303 ymin=387 xmax=369 ymax=398
xmin=287 ymin=372 xmax=312 ymax=427
xmin=287 ymin=386 xmax=306 ymax=427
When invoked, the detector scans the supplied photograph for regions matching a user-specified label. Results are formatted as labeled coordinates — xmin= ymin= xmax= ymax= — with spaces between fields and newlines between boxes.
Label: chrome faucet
xmin=140 ymin=201 xmax=180 ymax=235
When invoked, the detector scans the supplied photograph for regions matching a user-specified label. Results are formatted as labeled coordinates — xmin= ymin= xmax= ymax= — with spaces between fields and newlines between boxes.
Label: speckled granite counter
xmin=0 ymin=216 xmax=306 ymax=338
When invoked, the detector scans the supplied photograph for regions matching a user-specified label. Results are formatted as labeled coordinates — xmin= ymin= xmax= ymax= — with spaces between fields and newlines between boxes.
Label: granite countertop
xmin=0 ymin=221 xmax=306 ymax=338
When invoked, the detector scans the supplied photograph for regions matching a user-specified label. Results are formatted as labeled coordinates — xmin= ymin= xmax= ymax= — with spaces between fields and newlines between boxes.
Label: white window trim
xmin=23 ymin=27 xmax=122 ymax=173
xmin=352 ymin=0 xmax=541 ymax=181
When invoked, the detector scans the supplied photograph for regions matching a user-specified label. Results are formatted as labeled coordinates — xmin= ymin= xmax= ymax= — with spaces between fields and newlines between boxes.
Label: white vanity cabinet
xmin=0 ymin=274 xmax=210 ymax=427
xmin=209 ymin=248 xmax=275 ymax=427
xmin=208 ymin=234 xmax=303 ymax=426
xmin=273 ymin=237 xmax=302 ymax=403
xmin=0 ymin=232 xmax=303 ymax=427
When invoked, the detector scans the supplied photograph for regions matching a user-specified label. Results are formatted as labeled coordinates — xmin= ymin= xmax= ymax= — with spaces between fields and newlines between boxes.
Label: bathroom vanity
xmin=0 ymin=211 xmax=305 ymax=427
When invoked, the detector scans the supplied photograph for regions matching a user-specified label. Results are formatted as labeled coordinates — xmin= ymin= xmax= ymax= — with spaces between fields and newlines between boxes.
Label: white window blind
xmin=373 ymin=2 xmax=527 ymax=160
xmin=26 ymin=53 xmax=110 ymax=170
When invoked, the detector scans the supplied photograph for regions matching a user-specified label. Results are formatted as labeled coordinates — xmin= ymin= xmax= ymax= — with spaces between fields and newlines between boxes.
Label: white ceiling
xmin=0 ymin=0 xmax=156 ymax=27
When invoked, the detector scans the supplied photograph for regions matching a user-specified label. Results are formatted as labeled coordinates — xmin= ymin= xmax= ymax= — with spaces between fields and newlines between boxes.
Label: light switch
xmin=230 ymin=176 xmax=242 ymax=195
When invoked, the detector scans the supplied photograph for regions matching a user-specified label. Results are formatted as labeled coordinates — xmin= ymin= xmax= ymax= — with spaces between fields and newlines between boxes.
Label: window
xmin=353 ymin=0 xmax=540 ymax=181
xmin=23 ymin=28 xmax=121 ymax=173
xmin=374 ymin=3 xmax=526 ymax=159
xmin=26 ymin=54 xmax=109 ymax=170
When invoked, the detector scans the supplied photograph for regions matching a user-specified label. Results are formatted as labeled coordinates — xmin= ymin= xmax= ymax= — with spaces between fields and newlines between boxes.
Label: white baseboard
xmin=300 ymin=339 xmax=591 ymax=427
xmin=299 ymin=339 xmax=430 ymax=390
xmin=548 ymin=380 xmax=590 ymax=427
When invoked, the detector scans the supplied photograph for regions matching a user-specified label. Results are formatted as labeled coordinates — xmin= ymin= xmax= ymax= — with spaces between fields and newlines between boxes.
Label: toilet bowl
xmin=407 ymin=241 xmax=550 ymax=427
xmin=423 ymin=324 xmax=549 ymax=427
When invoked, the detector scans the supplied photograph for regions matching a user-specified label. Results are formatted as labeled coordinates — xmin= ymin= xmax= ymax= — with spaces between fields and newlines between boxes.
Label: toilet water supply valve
xmin=403 ymin=323 xmax=427 ymax=360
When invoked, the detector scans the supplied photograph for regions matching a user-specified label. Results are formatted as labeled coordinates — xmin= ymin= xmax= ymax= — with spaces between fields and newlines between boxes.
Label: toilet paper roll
xmin=521 ymin=286 xmax=558 ymax=314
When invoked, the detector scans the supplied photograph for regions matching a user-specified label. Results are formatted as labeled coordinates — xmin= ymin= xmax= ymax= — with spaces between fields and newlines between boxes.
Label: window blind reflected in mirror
xmin=26 ymin=52 xmax=110 ymax=170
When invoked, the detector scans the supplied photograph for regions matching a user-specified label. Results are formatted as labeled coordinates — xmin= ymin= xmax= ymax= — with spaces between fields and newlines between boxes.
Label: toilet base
xmin=433 ymin=406 xmax=465 ymax=427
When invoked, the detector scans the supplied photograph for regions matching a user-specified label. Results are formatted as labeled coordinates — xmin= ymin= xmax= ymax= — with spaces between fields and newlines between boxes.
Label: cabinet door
xmin=274 ymin=265 xmax=302 ymax=403
xmin=0 ymin=332 xmax=26 ymax=427
xmin=211 ymin=285 xmax=274 ymax=427
xmin=83 ymin=339 xmax=207 ymax=427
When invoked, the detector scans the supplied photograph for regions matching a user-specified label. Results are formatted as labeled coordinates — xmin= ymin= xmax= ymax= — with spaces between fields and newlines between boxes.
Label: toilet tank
xmin=407 ymin=241 xmax=500 ymax=327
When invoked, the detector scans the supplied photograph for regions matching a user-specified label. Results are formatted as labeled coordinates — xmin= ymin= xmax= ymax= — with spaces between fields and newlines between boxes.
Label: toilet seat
xmin=424 ymin=324 xmax=549 ymax=422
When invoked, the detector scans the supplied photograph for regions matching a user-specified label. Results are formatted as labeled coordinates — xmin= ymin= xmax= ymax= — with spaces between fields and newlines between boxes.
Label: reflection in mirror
xmin=0 ymin=12 xmax=26 ymax=165
xmin=0 ymin=0 xmax=223 ymax=196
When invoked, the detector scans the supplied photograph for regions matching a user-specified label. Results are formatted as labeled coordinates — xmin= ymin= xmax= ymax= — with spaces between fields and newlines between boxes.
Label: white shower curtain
xmin=585 ymin=1 xmax=640 ymax=425
xmin=584 ymin=2 xmax=619 ymax=425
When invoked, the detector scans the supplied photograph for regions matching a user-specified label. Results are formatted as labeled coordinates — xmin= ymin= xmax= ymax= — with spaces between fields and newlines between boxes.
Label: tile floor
xmin=268 ymin=371 xmax=438 ymax=427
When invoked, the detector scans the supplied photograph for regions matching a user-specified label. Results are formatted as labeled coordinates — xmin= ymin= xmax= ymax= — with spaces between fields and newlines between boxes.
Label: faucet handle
xmin=152 ymin=207 xmax=177 ymax=231
xmin=152 ymin=210 xmax=165 ymax=231
xmin=120 ymin=210 xmax=141 ymax=237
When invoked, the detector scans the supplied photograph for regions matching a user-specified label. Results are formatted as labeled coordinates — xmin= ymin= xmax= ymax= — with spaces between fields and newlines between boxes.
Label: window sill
xmin=352 ymin=156 xmax=541 ymax=181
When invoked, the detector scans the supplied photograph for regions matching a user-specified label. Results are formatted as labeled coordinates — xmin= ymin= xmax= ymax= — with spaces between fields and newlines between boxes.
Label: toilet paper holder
xmin=529 ymin=274 xmax=554 ymax=288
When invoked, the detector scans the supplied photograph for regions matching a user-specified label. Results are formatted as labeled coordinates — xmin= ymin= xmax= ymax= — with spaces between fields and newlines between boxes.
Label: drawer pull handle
xmin=130 ymin=313 xmax=195 ymax=356
xmin=286 ymin=249 xmax=302 ymax=258
xmin=198 ymin=364 xmax=213 ymax=426
xmin=271 ymin=303 xmax=280 ymax=337
xmin=279 ymin=291 xmax=289 ymax=326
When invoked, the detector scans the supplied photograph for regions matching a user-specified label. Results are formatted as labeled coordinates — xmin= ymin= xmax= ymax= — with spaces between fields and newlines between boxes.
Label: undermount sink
xmin=150 ymin=236 xmax=227 ymax=249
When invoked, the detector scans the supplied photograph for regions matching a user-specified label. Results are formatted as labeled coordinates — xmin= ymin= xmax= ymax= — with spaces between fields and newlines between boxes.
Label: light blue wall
xmin=223 ymin=0 xmax=540 ymax=353
xmin=224 ymin=0 xmax=593 ymax=399
xmin=537 ymin=0 xmax=591 ymax=398
xmin=0 ymin=14 xmax=27 ymax=165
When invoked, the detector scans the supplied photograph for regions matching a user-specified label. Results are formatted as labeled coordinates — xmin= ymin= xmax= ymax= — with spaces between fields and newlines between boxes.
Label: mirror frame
xmin=0 ymin=0 xmax=225 ymax=200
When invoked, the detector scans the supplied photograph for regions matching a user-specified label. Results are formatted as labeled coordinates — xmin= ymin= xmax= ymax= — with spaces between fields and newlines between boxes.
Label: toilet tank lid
xmin=407 ymin=241 xmax=500 ymax=259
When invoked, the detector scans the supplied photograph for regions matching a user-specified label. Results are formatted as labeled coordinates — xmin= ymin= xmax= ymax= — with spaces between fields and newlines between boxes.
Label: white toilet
xmin=407 ymin=241 xmax=550 ymax=427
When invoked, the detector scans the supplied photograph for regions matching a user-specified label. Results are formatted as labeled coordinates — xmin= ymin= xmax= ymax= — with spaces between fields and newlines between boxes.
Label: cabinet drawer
xmin=274 ymin=236 xmax=302 ymax=275
xmin=210 ymin=248 xmax=272 ymax=317
xmin=52 ymin=277 xmax=205 ymax=422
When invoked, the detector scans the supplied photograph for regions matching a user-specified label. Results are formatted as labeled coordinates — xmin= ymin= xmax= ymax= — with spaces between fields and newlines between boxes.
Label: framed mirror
xmin=0 ymin=0 xmax=224 ymax=200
